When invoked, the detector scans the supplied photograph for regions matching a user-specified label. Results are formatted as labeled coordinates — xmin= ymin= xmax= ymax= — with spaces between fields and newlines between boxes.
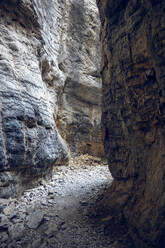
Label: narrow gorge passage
xmin=0 ymin=156 xmax=132 ymax=248
xmin=0 ymin=0 xmax=165 ymax=247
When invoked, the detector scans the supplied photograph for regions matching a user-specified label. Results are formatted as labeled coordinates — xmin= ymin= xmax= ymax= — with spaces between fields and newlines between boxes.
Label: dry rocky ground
xmin=0 ymin=155 xmax=132 ymax=248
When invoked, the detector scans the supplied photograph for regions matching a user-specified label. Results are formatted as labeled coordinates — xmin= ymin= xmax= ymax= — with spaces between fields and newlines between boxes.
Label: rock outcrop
xmin=97 ymin=0 xmax=165 ymax=247
xmin=56 ymin=0 xmax=103 ymax=157
xmin=0 ymin=0 xmax=69 ymax=198
xmin=0 ymin=0 xmax=102 ymax=198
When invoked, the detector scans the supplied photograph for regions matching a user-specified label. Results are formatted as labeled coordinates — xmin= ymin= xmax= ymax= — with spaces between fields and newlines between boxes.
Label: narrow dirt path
xmin=0 ymin=155 xmax=132 ymax=248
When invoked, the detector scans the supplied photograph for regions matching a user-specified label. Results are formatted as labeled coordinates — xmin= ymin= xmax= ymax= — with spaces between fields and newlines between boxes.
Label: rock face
xmin=0 ymin=0 xmax=102 ymax=197
xmin=97 ymin=0 xmax=165 ymax=247
xmin=0 ymin=0 xmax=69 ymax=198
xmin=56 ymin=0 xmax=103 ymax=157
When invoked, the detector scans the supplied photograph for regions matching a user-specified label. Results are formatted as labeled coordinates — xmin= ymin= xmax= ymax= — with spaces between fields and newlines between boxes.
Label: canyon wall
xmin=56 ymin=0 xmax=103 ymax=157
xmin=0 ymin=0 xmax=102 ymax=198
xmin=97 ymin=0 xmax=165 ymax=247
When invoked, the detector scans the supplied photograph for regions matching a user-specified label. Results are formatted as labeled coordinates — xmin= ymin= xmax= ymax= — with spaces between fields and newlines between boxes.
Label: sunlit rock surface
xmin=0 ymin=0 xmax=102 ymax=197
xmin=56 ymin=0 xmax=103 ymax=157
xmin=97 ymin=0 xmax=165 ymax=247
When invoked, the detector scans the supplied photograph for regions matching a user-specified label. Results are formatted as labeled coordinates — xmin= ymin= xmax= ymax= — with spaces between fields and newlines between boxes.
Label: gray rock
xmin=0 ymin=231 xmax=8 ymax=242
xmin=27 ymin=210 xmax=44 ymax=229
xmin=44 ymin=223 xmax=58 ymax=237
xmin=3 ymin=201 xmax=16 ymax=216
xmin=48 ymin=188 xmax=54 ymax=195
xmin=0 ymin=0 xmax=69 ymax=198
xmin=32 ymin=238 xmax=42 ymax=248
xmin=0 ymin=0 xmax=103 ymax=199
xmin=58 ymin=221 xmax=67 ymax=231
xmin=0 ymin=214 xmax=10 ymax=229
xmin=0 ymin=243 xmax=8 ymax=248
xmin=79 ymin=200 xmax=88 ymax=206
xmin=9 ymin=213 xmax=18 ymax=221
xmin=8 ymin=223 xmax=25 ymax=241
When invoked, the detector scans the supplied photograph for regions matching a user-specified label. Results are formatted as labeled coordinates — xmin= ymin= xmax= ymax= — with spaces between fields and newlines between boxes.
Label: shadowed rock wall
xmin=97 ymin=0 xmax=165 ymax=247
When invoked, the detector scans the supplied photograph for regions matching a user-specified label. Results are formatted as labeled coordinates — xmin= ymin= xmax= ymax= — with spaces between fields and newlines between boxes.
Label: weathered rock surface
xmin=56 ymin=0 xmax=103 ymax=157
xmin=0 ymin=0 xmax=102 ymax=197
xmin=0 ymin=0 xmax=69 ymax=197
xmin=97 ymin=0 xmax=165 ymax=247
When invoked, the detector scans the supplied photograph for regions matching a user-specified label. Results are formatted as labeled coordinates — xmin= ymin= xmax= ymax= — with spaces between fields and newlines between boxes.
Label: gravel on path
xmin=0 ymin=155 xmax=132 ymax=248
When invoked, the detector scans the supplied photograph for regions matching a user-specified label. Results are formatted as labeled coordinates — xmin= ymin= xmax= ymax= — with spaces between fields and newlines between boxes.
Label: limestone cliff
xmin=97 ymin=0 xmax=165 ymax=247
xmin=0 ymin=0 xmax=102 ymax=197
xmin=56 ymin=0 xmax=103 ymax=157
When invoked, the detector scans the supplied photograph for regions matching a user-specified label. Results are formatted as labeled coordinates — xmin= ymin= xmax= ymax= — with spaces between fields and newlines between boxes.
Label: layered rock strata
xmin=97 ymin=0 xmax=165 ymax=247
xmin=56 ymin=0 xmax=103 ymax=157
xmin=0 ymin=0 xmax=102 ymax=198
xmin=0 ymin=0 xmax=69 ymax=198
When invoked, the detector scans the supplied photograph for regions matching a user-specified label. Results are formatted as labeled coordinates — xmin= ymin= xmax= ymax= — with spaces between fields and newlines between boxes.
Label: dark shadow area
xmin=80 ymin=185 xmax=134 ymax=248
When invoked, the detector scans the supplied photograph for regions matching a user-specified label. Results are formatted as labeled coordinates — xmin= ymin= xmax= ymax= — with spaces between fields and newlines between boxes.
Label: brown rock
xmin=97 ymin=0 xmax=165 ymax=247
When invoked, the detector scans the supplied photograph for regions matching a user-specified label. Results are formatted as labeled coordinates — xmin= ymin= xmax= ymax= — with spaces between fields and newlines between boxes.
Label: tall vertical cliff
xmin=56 ymin=0 xmax=103 ymax=157
xmin=97 ymin=0 xmax=165 ymax=247
xmin=0 ymin=0 xmax=102 ymax=198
